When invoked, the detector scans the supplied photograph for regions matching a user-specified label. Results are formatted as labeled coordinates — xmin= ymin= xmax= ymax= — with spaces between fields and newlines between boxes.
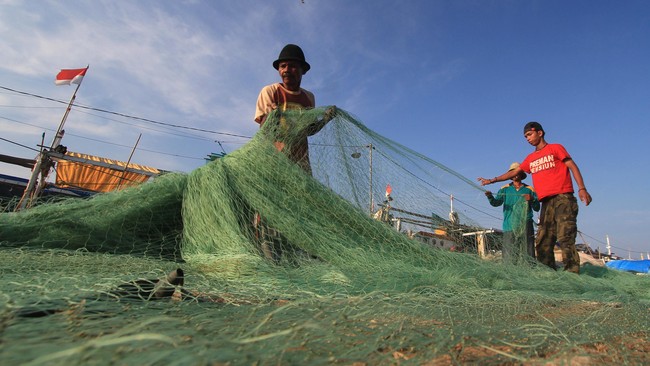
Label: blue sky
xmin=1 ymin=0 xmax=649 ymax=256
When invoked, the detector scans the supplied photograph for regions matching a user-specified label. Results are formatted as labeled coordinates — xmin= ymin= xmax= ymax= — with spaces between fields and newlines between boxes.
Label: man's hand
xmin=484 ymin=190 xmax=493 ymax=198
xmin=307 ymin=106 xmax=337 ymax=136
xmin=477 ymin=177 xmax=493 ymax=186
xmin=522 ymin=194 xmax=531 ymax=201
xmin=323 ymin=105 xmax=337 ymax=122
xmin=578 ymin=189 xmax=592 ymax=206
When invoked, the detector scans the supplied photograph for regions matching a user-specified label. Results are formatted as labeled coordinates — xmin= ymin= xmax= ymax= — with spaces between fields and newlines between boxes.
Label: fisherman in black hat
xmin=252 ymin=44 xmax=335 ymax=262
xmin=254 ymin=44 xmax=334 ymax=173
xmin=255 ymin=44 xmax=314 ymax=127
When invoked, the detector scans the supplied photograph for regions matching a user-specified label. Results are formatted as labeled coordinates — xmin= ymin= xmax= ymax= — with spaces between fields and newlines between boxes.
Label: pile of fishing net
xmin=1 ymin=107 xmax=648 ymax=364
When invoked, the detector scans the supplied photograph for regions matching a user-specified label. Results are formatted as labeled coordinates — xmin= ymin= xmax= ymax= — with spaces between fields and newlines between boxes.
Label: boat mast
xmin=16 ymin=68 xmax=87 ymax=211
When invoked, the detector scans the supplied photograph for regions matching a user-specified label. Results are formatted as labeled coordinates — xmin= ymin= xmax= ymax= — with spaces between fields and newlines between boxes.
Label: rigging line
xmin=2 ymin=113 xmax=205 ymax=161
xmin=73 ymin=108 xmax=217 ymax=143
xmin=0 ymin=114 xmax=52 ymax=129
xmin=0 ymin=85 xmax=253 ymax=139
xmin=0 ymin=85 xmax=76 ymax=104
xmin=609 ymin=245 xmax=644 ymax=255
xmin=365 ymin=125 xmax=485 ymax=191
xmin=60 ymin=132 xmax=205 ymax=161
xmin=577 ymin=230 xmax=645 ymax=255
xmin=0 ymin=137 xmax=40 ymax=153
xmin=75 ymin=103 xmax=252 ymax=138
xmin=0 ymin=104 xmax=60 ymax=109
xmin=314 ymin=139 xmax=501 ymax=221
xmin=373 ymin=147 xmax=502 ymax=221
xmin=577 ymin=231 xmax=607 ymax=246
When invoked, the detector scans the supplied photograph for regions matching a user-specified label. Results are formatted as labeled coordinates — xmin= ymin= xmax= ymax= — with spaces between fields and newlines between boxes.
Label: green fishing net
xmin=1 ymin=107 xmax=648 ymax=365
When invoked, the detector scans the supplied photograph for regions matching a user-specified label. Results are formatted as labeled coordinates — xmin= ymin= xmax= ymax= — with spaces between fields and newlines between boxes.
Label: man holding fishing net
xmin=254 ymin=43 xmax=334 ymax=174
xmin=478 ymin=122 xmax=592 ymax=273
xmin=485 ymin=162 xmax=540 ymax=264
xmin=252 ymin=44 xmax=334 ymax=261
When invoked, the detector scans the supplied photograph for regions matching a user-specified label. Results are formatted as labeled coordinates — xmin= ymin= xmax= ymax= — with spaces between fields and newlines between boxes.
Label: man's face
xmin=524 ymin=129 xmax=543 ymax=146
xmin=277 ymin=60 xmax=303 ymax=90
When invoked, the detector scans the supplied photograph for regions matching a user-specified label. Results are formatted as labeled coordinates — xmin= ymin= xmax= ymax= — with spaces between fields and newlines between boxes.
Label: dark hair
xmin=523 ymin=121 xmax=544 ymax=136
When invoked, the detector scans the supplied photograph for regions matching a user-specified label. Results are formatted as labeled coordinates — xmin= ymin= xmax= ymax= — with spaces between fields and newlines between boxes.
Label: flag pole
xmin=16 ymin=66 xmax=89 ymax=211
xmin=51 ymin=78 xmax=83 ymax=149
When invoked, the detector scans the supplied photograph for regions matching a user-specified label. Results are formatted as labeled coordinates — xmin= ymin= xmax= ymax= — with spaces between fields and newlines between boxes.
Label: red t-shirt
xmin=520 ymin=143 xmax=574 ymax=201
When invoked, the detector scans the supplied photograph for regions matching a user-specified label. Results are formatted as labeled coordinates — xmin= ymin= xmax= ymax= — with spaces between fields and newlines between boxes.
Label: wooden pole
xmin=476 ymin=231 xmax=486 ymax=258
xmin=16 ymin=67 xmax=87 ymax=211
xmin=116 ymin=133 xmax=142 ymax=190
xmin=15 ymin=133 xmax=47 ymax=211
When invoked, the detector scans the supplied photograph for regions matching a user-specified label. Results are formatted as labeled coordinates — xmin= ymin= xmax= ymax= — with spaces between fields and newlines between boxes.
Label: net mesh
xmin=500 ymin=198 xmax=537 ymax=265
xmin=1 ymin=107 xmax=648 ymax=365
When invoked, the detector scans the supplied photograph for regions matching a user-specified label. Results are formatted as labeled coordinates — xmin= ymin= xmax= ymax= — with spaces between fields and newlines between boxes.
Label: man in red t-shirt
xmin=478 ymin=122 xmax=592 ymax=273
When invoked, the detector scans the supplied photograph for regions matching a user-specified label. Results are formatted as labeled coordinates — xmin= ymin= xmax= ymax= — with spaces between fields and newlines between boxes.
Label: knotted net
xmin=1 ymin=107 xmax=648 ymax=364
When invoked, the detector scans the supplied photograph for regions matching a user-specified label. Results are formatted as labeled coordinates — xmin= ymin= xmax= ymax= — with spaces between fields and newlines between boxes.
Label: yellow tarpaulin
xmin=55 ymin=152 xmax=160 ymax=193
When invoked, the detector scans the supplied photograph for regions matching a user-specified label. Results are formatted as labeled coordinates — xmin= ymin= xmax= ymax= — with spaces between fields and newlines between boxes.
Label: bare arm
xmin=478 ymin=167 xmax=522 ymax=186
xmin=564 ymin=158 xmax=592 ymax=206
xmin=254 ymin=85 xmax=278 ymax=125
xmin=306 ymin=106 xmax=337 ymax=136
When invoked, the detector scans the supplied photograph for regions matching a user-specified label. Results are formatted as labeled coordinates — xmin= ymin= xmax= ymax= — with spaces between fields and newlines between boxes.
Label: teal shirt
xmin=487 ymin=182 xmax=540 ymax=232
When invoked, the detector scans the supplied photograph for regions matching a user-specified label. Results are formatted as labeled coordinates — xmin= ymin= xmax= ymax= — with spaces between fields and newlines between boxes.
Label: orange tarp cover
xmin=55 ymin=152 xmax=160 ymax=193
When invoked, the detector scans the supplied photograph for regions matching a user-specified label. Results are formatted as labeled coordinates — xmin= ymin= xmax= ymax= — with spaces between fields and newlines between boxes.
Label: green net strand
xmin=1 ymin=106 xmax=648 ymax=364
xmin=500 ymin=198 xmax=537 ymax=265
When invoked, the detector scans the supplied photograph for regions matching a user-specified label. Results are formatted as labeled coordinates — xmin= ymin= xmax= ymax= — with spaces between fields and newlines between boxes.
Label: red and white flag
xmin=55 ymin=67 xmax=88 ymax=86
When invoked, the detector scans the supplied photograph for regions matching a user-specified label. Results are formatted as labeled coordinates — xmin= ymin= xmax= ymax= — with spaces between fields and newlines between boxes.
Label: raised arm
xmin=306 ymin=105 xmax=337 ymax=136
xmin=478 ymin=167 xmax=522 ymax=186
xmin=485 ymin=188 xmax=504 ymax=207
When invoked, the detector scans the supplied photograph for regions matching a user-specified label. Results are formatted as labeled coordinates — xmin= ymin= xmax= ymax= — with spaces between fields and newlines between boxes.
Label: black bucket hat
xmin=273 ymin=44 xmax=311 ymax=73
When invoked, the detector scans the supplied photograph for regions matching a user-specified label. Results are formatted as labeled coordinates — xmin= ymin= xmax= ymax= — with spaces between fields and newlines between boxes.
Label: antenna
xmin=449 ymin=194 xmax=459 ymax=225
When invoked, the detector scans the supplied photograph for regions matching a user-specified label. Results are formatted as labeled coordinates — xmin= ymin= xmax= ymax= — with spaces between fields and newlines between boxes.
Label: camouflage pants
xmin=536 ymin=193 xmax=580 ymax=273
